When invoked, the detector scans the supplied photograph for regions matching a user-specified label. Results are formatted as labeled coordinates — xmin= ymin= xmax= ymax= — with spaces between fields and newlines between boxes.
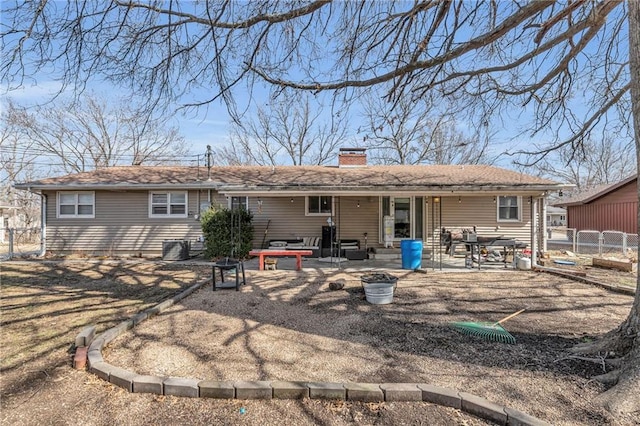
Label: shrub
xmin=201 ymin=206 xmax=254 ymax=260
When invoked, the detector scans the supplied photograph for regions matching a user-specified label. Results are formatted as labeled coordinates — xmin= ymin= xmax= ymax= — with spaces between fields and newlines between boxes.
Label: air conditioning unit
xmin=162 ymin=240 xmax=190 ymax=261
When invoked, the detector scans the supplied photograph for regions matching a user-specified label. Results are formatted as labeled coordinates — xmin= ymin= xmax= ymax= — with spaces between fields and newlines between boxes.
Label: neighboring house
xmin=546 ymin=206 xmax=567 ymax=227
xmin=14 ymin=148 xmax=567 ymax=259
xmin=555 ymin=175 xmax=638 ymax=234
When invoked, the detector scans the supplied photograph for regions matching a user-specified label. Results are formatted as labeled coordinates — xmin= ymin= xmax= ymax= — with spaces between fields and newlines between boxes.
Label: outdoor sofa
xmin=268 ymin=237 xmax=321 ymax=257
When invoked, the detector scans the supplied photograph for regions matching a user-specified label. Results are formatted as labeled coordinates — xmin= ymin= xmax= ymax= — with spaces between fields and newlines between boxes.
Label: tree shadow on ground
xmin=0 ymin=261 xmax=209 ymax=397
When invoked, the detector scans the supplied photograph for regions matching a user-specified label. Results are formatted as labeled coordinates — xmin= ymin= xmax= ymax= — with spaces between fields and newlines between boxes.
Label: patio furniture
xmin=249 ymin=249 xmax=313 ymax=271
xmin=322 ymin=239 xmax=366 ymax=259
xmin=441 ymin=226 xmax=477 ymax=256
xmin=466 ymin=238 xmax=528 ymax=270
xmin=268 ymin=237 xmax=321 ymax=257
xmin=340 ymin=240 xmax=367 ymax=260
xmin=212 ymin=258 xmax=246 ymax=291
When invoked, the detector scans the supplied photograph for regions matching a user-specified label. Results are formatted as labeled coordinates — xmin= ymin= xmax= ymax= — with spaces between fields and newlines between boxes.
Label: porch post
xmin=541 ymin=198 xmax=548 ymax=252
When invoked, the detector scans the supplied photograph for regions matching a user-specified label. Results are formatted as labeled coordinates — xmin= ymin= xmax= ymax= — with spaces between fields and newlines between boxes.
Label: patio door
xmin=393 ymin=197 xmax=411 ymax=238
xmin=381 ymin=196 xmax=425 ymax=241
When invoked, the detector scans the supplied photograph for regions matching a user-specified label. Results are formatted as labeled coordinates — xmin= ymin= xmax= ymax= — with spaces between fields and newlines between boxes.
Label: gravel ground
xmin=104 ymin=267 xmax=637 ymax=425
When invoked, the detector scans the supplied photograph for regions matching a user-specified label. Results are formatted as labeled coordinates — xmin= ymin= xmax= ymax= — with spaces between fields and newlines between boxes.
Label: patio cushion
xmin=340 ymin=240 xmax=359 ymax=249
xmin=303 ymin=236 xmax=321 ymax=247
xmin=269 ymin=238 xmax=321 ymax=250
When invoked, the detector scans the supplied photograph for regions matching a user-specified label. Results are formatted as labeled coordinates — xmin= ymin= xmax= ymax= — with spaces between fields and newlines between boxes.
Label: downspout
xmin=40 ymin=193 xmax=47 ymax=257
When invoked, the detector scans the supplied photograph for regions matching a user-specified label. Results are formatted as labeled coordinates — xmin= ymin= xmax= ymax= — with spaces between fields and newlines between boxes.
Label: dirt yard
xmin=1 ymin=261 xmax=638 ymax=425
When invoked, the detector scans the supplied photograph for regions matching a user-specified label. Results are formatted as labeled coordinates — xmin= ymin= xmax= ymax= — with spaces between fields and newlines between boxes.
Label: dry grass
xmin=1 ymin=261 xmax=201 ymax=377
xmin=1 ymin=260 xmax=638 ymax=426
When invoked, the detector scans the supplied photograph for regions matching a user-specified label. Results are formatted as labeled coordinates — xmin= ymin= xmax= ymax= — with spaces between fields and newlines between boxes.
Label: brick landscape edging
xmin=79 ymin=277 xmax=550 ymax=426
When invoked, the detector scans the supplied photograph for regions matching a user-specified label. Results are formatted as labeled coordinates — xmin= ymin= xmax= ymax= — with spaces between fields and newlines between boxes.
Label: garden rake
xmin=450 ymin=309 xmax=525 ymax=344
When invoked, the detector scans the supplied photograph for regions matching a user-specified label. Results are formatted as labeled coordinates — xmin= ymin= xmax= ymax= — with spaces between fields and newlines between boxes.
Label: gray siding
xmin=249 ymin=196 xmax=376 ymax=248
xmin=335 ymin=197 xmax=379 ymax=247
xmin=45 ymin=190 xmax=204 ymax=254
xmin=43 ymin=190 xmax=536 ymax=254
xmin=431 ymin=195 xmax=533 ymax=245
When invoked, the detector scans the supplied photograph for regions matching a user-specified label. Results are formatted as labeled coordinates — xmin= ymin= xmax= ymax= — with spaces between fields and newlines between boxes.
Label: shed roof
xmin=555 ymin=175 xmax=637 ymax=206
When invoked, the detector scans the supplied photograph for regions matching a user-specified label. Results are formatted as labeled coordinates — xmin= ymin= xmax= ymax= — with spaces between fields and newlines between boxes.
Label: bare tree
xmin=362 ymin=92 xmax=490 ymax=165
xmin=10 ymin=95 xmax=189 ymax=173
xmin=219 ymin=93 xmax=347 ymax=166
xmin=1 ymin=100 xmax=42 ymax=227
xmin=2 ymin=0 xmax=639 ymax=412
xmin=529 ymin=136 xmax=636 ymax=193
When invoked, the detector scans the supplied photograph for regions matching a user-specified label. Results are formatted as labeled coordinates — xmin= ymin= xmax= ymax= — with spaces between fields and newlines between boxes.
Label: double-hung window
xmin=306 ymin=196 xmax=333 ymax=216
xmin=497 ymin=196 xmax=521 ymax=221
xmin=58 ymin=191 xmax=95 ymax=218
xmin=149 ymin=191 xmax=187 ymax=217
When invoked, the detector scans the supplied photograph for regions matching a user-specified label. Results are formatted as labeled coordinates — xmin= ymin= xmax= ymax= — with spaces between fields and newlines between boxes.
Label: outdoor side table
xmin=212 ymin=259 xmax=246 ymax=291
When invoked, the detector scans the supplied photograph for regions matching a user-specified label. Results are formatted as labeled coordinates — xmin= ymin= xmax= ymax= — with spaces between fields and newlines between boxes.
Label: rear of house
xmin=16 ymin=150 xmax=567 ymax=260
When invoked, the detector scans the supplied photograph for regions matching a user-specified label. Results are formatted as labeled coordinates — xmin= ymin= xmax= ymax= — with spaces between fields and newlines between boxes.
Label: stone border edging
xmin=533 ymin=266 xmax=636 ymax=295
xmin=81 ymin=277 xmax=550 ymax=426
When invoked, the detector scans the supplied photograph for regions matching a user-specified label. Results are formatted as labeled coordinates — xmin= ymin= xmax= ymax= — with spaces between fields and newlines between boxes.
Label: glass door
xmin=393 ymin=197 xmax=411 ymax=238
xmin=381 ymin=196 xmax=426 ymax=242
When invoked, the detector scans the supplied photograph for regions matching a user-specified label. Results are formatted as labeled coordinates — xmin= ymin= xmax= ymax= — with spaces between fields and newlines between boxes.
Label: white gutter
xmin=220 ymin=189 xmax=557 ymax=197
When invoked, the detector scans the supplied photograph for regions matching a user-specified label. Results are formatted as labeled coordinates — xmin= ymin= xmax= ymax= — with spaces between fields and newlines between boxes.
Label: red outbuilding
xmin=555 ymin=175 xmax=638 ymax=234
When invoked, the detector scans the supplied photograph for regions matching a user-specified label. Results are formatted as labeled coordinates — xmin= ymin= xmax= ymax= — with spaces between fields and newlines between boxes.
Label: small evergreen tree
xmin=201 ymin=206 xmax=254 ymax=260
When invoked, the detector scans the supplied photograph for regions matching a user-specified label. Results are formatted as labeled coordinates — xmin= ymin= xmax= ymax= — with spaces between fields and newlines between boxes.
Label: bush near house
xmin=201 ymin=206 xmax=254 ymax=260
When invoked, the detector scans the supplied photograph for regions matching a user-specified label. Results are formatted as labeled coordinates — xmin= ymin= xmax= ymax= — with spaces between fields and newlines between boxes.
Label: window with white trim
xmin=229 ymin=196 xmax=249 ymax=211
xmin=497 ymin=196 xmax=521 ymax=221
xmin=306 ymin=196 xmax=333 ymax=216
xmin=149 ymin=191 xmax=187 ymax=217
xmin=58 ymin=191 xmax=95 ymax=218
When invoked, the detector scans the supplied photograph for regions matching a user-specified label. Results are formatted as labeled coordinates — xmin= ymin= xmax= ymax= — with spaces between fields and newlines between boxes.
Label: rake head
xmin=450 ymin=321 xmax=516 ymax=344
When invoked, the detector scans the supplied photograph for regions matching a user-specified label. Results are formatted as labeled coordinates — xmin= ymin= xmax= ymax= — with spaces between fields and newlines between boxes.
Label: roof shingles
xmin=17 ymin=165 xmax=563 ymax=191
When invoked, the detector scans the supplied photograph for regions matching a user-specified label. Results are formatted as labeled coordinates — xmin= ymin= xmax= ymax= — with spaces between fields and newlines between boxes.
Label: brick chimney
xmin=338 ymin=147 xmax=367 ymax=167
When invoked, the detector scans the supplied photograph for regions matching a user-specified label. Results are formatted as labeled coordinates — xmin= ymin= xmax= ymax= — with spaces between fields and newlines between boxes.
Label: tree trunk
xmin=571 ymin=0 xmax=640 ymax=415
xmin=589 ymin=306 xmax=640 ymax=414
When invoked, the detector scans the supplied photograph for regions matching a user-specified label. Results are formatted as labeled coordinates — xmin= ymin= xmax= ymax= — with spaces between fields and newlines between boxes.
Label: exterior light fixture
xmin=290 ymin=197 xmax=294 ymax=203
xmin=356 ymin=200 xmax=360 ymax=208
xmin=458 ymin=196 xmax=461 ymax=203
xmin=433 ymin=196 xmax=440 ymax=203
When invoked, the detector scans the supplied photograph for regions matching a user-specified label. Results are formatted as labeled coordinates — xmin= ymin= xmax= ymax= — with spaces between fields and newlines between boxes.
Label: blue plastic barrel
xmin=400 ymin=239 xmax=423 ymax=270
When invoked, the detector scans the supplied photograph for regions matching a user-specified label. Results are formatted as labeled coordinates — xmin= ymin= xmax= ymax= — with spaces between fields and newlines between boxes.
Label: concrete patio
xmin=198 ymin=251 xmax=522 ymax=273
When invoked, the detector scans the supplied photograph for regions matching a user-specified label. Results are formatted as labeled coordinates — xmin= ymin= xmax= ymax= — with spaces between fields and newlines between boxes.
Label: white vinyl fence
xmin=548 ymin=228 xmax=639 ymax=257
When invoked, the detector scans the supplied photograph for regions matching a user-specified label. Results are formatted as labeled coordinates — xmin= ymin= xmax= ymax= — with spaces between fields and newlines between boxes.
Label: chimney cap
xmin=339 ymin=147 xmax=366 ymax=153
